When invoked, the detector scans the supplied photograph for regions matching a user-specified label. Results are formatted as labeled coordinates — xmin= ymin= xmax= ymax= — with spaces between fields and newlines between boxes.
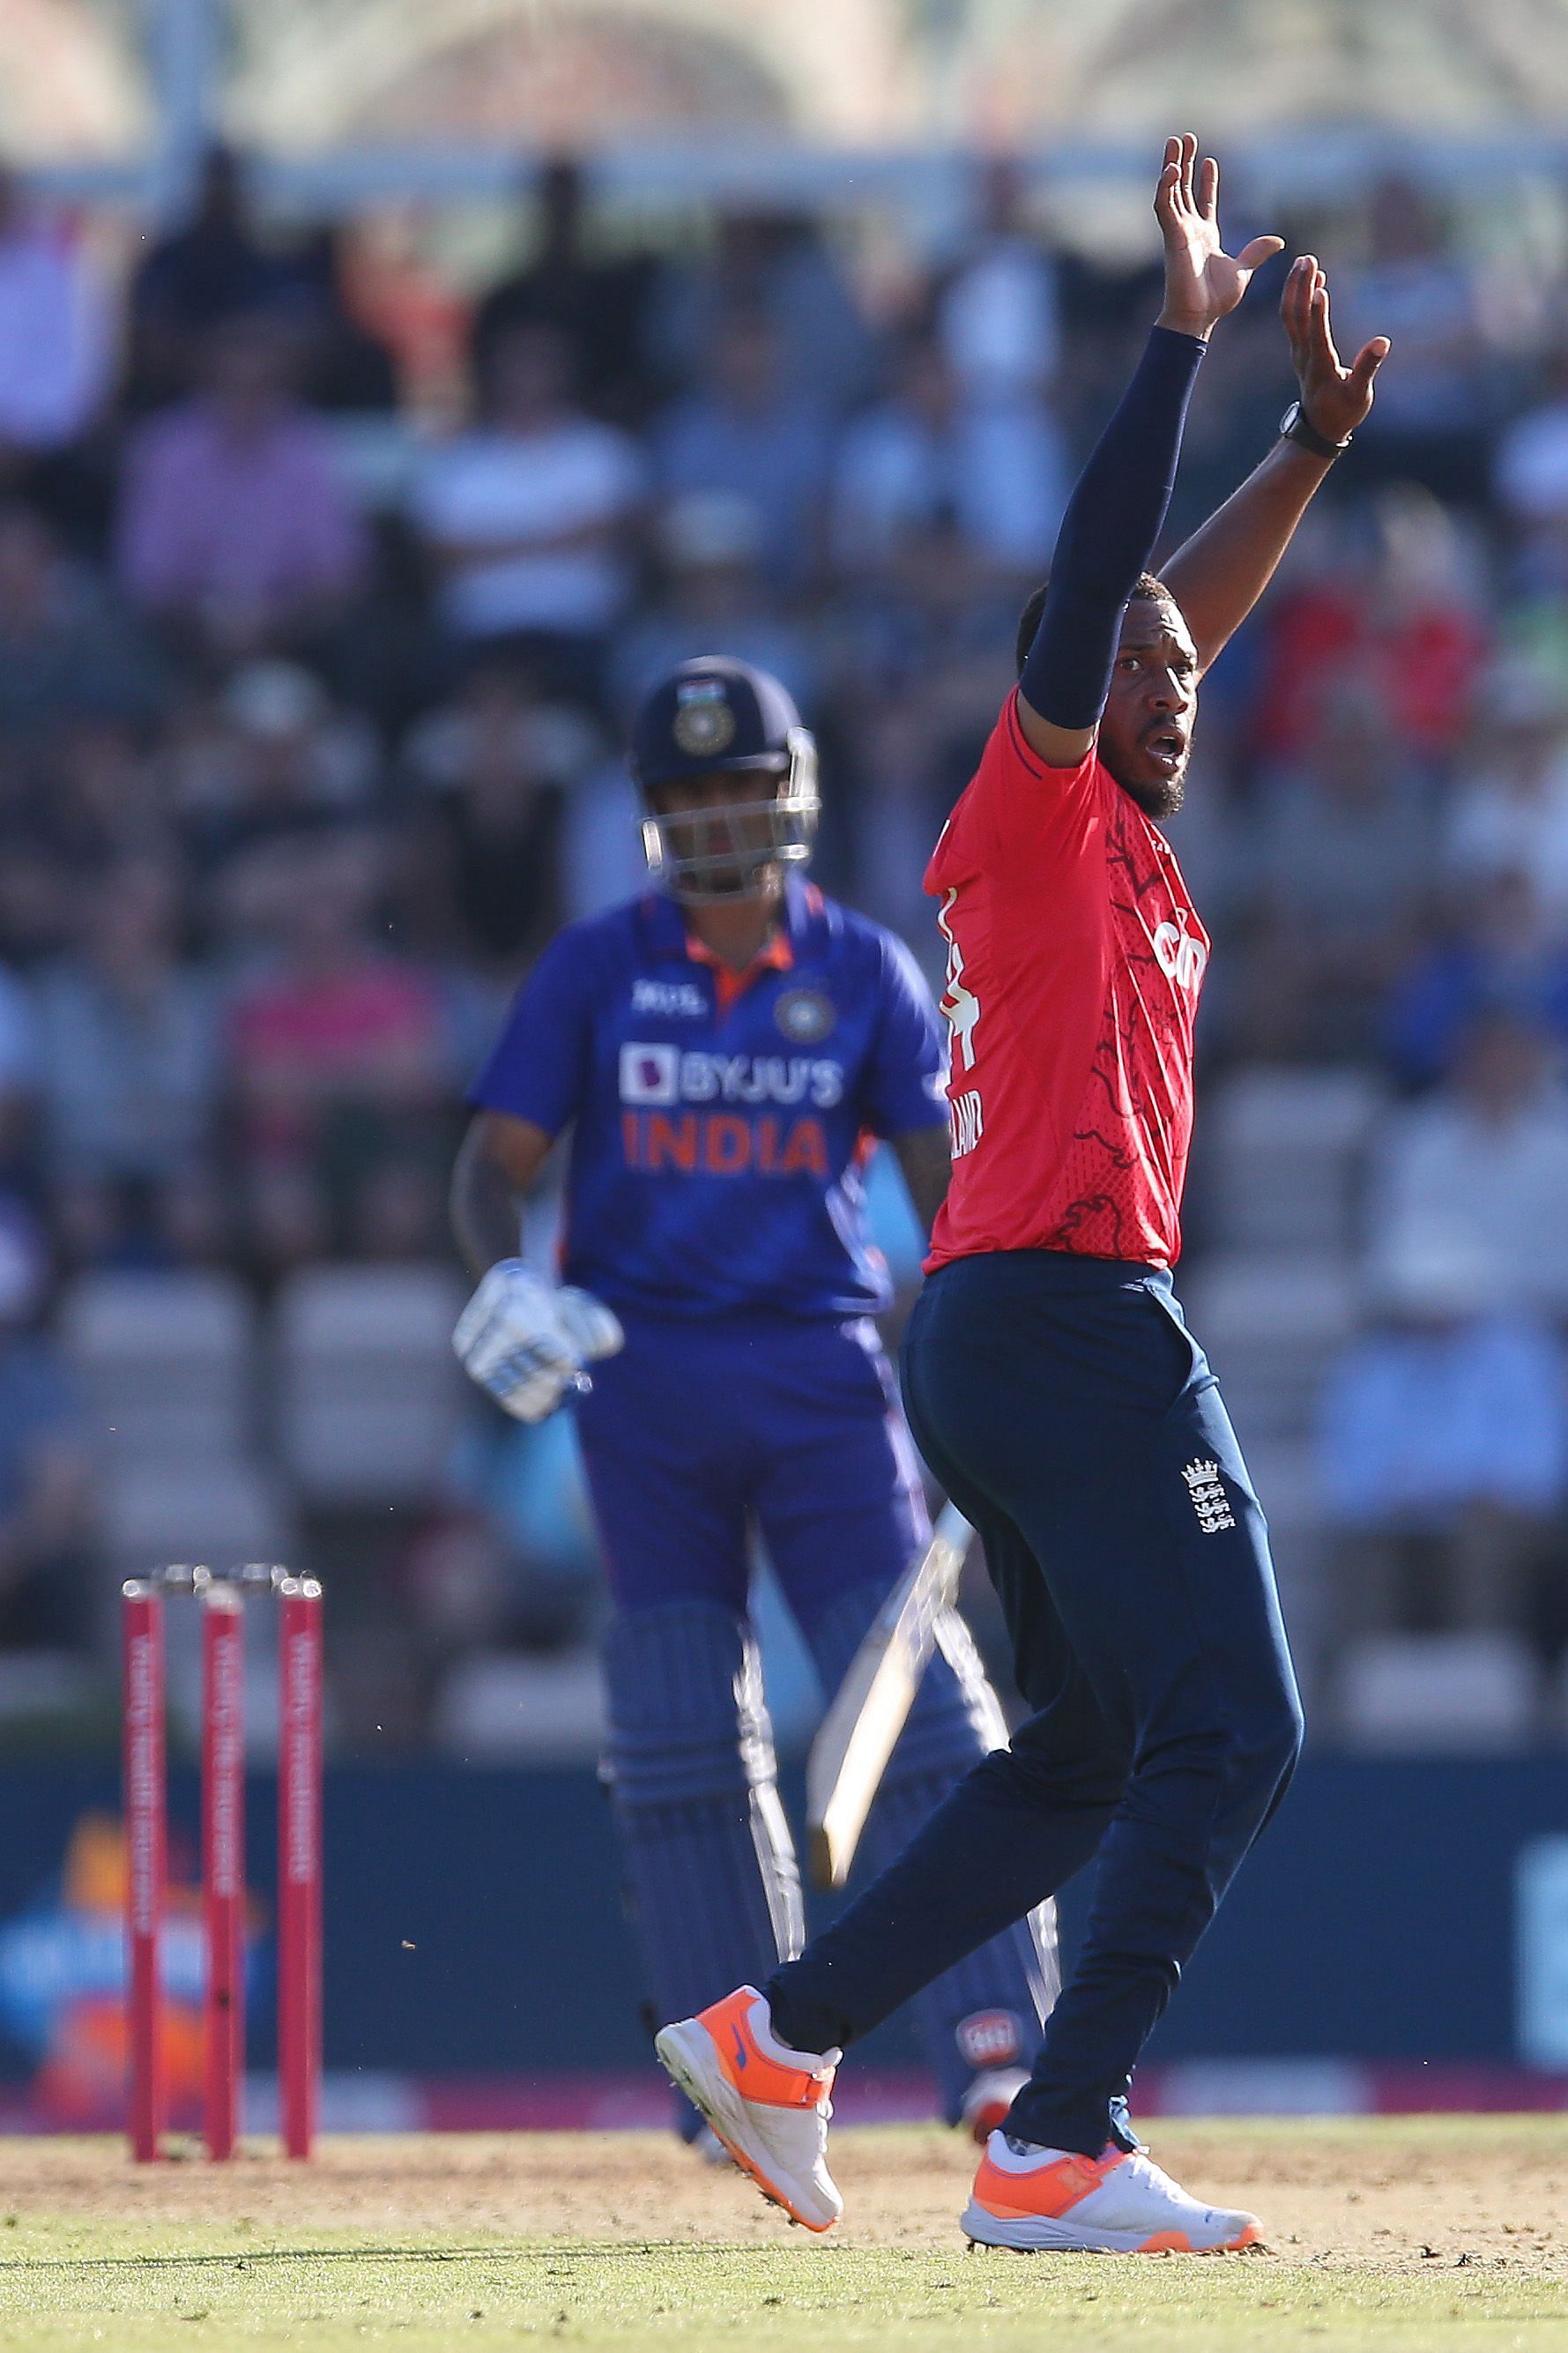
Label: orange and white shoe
xmin=961 ymin=2067 xmax=1030 ymax=2145
xmin=962 ymin=2133 xmax=1263 ymax=2254
xmin=655 ymin=1986 xmax=843 ymax=2231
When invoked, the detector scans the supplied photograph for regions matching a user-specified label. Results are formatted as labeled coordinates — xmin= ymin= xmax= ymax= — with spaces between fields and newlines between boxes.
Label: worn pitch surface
xmin=3 ymin=2118 xmax=1568 ymax=2347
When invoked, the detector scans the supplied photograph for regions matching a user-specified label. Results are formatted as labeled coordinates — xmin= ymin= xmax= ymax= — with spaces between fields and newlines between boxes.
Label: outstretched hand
xmin=1282 ymin=253 xmax=1391 ymax=443
xmin=1155 ymin=133 xmax=1283 ymax=340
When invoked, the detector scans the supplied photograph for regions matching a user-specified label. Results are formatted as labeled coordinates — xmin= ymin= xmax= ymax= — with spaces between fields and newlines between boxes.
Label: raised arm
xmin=1161 ymin=256 xmax=1391 ymax=673
xmin=1017 ymin=135 xmax=1282 ymax=767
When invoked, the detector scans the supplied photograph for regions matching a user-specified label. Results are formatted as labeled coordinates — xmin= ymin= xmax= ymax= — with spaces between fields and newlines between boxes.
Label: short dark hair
xmin=1014 ymin=570 xmax=1174 ymax=677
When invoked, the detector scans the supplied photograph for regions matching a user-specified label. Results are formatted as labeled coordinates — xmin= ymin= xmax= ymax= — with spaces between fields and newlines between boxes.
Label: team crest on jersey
xmin=672 ymin=680 xmax=736 ymax=756
xmin=775 ymin=987 xmax=836 ymax=1044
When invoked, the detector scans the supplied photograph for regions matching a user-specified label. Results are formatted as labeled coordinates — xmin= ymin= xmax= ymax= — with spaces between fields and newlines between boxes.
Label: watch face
xmin=1281 ymin=401 xmax=1301 ymax=434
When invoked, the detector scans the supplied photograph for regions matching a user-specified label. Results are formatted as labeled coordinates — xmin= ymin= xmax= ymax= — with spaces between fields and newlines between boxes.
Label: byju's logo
xmin=619 ymin=1043 xmax=679 ymax=1105
xmin=619 ymin=1044 xmax=843 ymax=1109
xmin=1181 ymin=1458 xmax=1235 ymax=1535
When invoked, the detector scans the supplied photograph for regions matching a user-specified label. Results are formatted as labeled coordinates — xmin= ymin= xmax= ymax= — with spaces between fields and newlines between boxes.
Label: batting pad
xmin=601 ymin=1602 xmax=805 ymax=2045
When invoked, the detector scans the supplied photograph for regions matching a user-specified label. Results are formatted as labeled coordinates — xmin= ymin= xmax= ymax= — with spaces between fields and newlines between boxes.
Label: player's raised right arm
xmin=1016 ymin=136 xmax=1281 ymax=768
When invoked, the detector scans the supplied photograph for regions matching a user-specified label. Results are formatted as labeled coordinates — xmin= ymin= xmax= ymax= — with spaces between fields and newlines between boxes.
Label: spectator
xmin=117 ymin=314 xmax=368 ymax=666
xmin=281 ymin=226 xmax=400 ymax=414
xmin=178 ymin=659 xmax=379 ymax=885
xmin=1369 ymin=1012 xmax=1568 ymax=1314
xmin=609 ymin=493 xmax=819 ymax=720
xmin=1445 ymin=656 xmax=1568 ymax=924
xmin=1336 ymin=174 xmax=1492 ymax=503
xmin=0 ymin=1200 xmax=93 ymax=1652
xmin=408 ymin=322 xmax=643 ymax=704
xmin=651 ymin=311 xmax=830 ymax=587
xmin=126 ymin=145 xmax=282 ymax=408
xmin=0 ymin=505 xmax=156 ymax=740
xmin=39 ymin=716 xmax=177 ymax=895
xmin=1239 ymin=677 xmax=1434 ymax=1059
xmin=830 ymin=332 xmax=1066 ymax=578
xmin=1249 ymin=486 xmax=1487 ymax=771
xmin=1494 ymin=342 xmax=1568 ymax=592
xmin=1319 ymin=1233 xmax=1568 ymax=1646
xmin=1386 ymin=871 xmax=1568 ymax=1090
xmin=0 ymin=166 xmax=110 ymax=458
xmin=470 ymin=155 xmax=658 ymax=423
xmin=936 ymin=154 xmax=1061 ymax=401
xmin=32 ymin=860 xmax=219 ymax=1265
xmin=649 ymin=208 xmax=873 ymax=413
xmin=400 ymin=664 xmax=598 ymax=980
xmin=224 ymin=838 xmax=452 ymax=1268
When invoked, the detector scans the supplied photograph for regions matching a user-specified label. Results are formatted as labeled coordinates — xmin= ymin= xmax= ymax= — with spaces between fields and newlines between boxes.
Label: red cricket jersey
xmin=925 ymin=690 xmax=1209 ymax=1271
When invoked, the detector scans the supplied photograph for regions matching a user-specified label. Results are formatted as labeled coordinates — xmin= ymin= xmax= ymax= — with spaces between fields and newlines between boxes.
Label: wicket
xmin=122 ymin=1562 xmax=323 ymax=2162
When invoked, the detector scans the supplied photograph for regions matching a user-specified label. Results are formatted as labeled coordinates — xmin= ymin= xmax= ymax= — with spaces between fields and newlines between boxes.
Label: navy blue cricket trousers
xmin=766 ymin=1248 xmax=1304 ymax=2157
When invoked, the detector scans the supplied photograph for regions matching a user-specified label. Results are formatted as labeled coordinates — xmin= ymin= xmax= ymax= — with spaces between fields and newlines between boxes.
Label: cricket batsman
xmin=652 ymin=138 xmax=1392 ymax=2250
xmin=450 ymin=653 xmax=1057 ymax=2145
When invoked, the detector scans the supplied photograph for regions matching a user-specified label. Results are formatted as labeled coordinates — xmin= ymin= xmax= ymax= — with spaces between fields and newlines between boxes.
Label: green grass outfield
xmin=3 ymin=2118 xmax=1568 ymax=2351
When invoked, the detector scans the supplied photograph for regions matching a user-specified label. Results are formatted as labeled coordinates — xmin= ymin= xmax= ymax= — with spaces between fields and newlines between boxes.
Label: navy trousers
xmin=766 ymin=1249 xmax=1304 ymax=2157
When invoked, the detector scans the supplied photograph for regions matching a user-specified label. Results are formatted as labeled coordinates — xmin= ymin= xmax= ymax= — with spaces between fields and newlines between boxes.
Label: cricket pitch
xmin=3 ymin=2115 xmax=1568 ymax=2349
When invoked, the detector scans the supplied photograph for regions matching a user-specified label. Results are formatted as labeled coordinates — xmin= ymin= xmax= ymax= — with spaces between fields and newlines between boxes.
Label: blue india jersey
xmin=467 ymin=877 xmax=947 ymax=1318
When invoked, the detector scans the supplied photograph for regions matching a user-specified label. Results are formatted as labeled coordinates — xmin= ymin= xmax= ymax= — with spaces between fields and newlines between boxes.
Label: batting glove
xmin=452 ymin=1260 xmax=623 ymax=1423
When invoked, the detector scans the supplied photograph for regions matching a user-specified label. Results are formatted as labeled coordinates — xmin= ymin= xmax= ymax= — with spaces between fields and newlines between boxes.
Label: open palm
xmin=1156 ymin=133 xmax=1282 ymax=338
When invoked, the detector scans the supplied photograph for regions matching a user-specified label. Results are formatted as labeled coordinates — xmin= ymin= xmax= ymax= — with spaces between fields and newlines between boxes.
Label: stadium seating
xmin=1204 ymin=1068 xmax=1386 ymax=1257
xmin=60 ymin=1269 xmax=257 ymax=1471
xmin=1334 ymin=1630 xmax=1542 ymax=1752
xmin=429 ymin=1647 xmax=606 ymax=1760
xmin=274 ymin=1264 xmax=469 ymax=1507
xmin=1179 ymin=1254 xmax=1358 ymax=1446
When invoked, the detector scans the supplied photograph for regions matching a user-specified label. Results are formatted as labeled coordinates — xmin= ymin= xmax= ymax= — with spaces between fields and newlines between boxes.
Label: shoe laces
xmin=1118 ymin=2148 xmax=1183 ymax=2200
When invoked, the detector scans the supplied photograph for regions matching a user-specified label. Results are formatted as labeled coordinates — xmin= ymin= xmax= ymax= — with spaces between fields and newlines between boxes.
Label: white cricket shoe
xmin=962 ymin=2132 xmax=1263 ymax=2253
xmin=961 ymin=2066 xmax=1030 ymax=2145
xmin=655 ymin=1985 xmax=843 ymax=2231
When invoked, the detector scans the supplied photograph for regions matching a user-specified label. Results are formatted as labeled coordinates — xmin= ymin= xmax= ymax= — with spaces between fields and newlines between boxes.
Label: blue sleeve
xmin=858 ymin=933 xmax=948 ymax=1139
xmin=466 ymin=926 xmax=602 ymax=1136
xmin=1019 ymin=325 xmax=1206 ymax=733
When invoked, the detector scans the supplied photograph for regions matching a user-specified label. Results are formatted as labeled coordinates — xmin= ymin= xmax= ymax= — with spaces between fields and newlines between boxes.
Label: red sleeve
xmin=928 ymin=692 xmax=1100 ymax=900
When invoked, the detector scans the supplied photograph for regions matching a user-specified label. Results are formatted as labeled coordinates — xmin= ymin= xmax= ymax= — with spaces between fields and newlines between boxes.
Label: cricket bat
xmin=806 ymin=1502 xmax=974 ymax=1891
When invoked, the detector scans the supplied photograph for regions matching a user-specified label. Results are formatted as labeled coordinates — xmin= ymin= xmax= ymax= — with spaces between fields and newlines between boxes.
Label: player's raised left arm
xmin=1161 ymin=257 xmax=1391 ymax=673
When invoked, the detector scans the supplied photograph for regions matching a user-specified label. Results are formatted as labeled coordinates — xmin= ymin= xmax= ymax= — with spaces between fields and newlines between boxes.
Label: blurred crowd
xmin=4 ymin=142 xmax=1568 ymax=1739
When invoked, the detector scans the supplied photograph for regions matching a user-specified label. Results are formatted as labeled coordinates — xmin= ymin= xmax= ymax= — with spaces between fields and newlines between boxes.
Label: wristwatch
xmin=1279 ymin=399 xmax=1350 ymax=460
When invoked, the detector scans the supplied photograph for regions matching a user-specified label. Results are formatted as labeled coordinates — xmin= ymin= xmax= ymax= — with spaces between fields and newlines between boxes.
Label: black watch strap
xmin=1280 ymin=399 xmax=1349 ymax=460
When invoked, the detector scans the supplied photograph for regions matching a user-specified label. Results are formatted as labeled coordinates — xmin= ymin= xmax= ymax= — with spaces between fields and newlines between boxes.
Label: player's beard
xmin=1116 ymin=770 xmax=1185 ymax=821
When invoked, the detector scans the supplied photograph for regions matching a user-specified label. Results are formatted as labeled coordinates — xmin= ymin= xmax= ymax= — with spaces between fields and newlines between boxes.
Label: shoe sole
xmin=654 ymin=2020 xmax=840 ymax=2233
xmin=961 ymin=2199 xmax=1262 ymax=2254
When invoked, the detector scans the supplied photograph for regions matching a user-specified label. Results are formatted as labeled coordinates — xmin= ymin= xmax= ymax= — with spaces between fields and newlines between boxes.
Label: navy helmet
xmin=629 ymin=655 xmax=819 ymax=900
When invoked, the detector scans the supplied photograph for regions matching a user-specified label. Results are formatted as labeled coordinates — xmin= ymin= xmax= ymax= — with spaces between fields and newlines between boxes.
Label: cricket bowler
xmin=450 ymin=653 xmax=1057 ymax=2145
xmin=653 ymin=136 xmax=1391 ymax=2251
